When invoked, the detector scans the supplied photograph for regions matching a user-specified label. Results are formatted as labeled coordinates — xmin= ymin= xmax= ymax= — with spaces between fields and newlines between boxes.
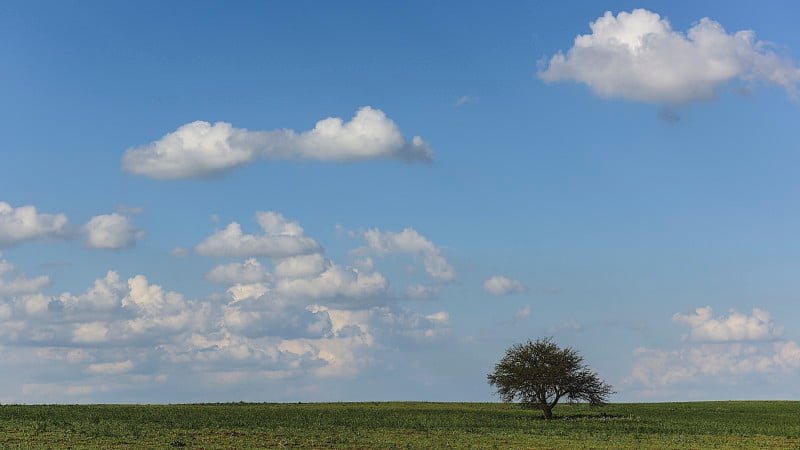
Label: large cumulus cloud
xmin=539 ymin=9 xmax=800 ymax=104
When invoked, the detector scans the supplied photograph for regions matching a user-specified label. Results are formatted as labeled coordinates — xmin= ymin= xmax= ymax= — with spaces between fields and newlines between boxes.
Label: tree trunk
xmin=541 ymin=404 xmax=553 ymax=420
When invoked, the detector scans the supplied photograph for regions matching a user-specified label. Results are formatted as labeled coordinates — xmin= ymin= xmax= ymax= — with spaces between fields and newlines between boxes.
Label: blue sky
xmin=2 ymin=0 xmax=800 ymax=403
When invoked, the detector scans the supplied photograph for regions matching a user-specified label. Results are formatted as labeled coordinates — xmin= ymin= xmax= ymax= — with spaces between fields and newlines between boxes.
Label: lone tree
xmin=487 ymin=337 xmax=614 ymax=419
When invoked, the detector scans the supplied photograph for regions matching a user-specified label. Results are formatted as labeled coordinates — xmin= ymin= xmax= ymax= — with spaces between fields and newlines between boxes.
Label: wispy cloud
xmin=454 ymin=95 xmax=471 ymax=107
xmin=356 ymin=227 xmax=456 ymax=283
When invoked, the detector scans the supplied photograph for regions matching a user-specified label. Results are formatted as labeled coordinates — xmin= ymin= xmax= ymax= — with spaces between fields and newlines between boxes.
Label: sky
xmin=1 ymin=0 xmax=800 ymax=404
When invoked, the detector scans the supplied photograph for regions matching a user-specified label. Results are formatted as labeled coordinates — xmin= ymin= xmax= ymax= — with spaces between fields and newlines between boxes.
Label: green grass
xmin=1 ymin=401 xmax=799 ymax=448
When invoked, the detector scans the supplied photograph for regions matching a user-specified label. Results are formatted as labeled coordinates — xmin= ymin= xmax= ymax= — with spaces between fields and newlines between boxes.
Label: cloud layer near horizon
xmin=122 ymin=106 xmax=433 ymax=179
xmin=0 ymin=211 xmax=455 ymax=402
xmin=627 ymin=307 xmax=800 ymax=392
xmin=539 ymin=9 xmax=800 ymax=104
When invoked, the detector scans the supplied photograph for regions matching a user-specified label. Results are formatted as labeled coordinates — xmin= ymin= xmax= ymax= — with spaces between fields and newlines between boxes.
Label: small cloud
xmin=425 ymin=311 xmax=449 ymax=323
xmin=0 ymin=255 xmax=50 ymax=297
xmin=195 ymin=211 xmax=321 ymax=259
xmin=170 ymin=246 xmax=190 ymax=257
xmin=514 ymin=305 xmax=531 ymax=320
xmin=335 ymin=224 xmax=357 ymax=239
xmin=207 ymin=258 xmax=270 ymax=285
xmin=273 ymin=254 xmax=328 ymax=279
xmin=483 ymin=275 xmax=526 ymax=295
xmin=454 ymin=95 xmax=471 ymax=107
xmin=0 ymin=202 xmax=70 ymax=248
xmin=357 ymin=227 xmax=456 ymax=283
xmin=84 ymin=213 xmax=144 ymax=250
xmin=274 ymin=261 xmax=388 ymax=306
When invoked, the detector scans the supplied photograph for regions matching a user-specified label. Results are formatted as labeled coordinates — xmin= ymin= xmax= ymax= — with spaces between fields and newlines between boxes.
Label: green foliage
xmin=488 ymin=337 xmax=614 ymax=418
xmin=0 ymin=401 xmax=799 ymax=448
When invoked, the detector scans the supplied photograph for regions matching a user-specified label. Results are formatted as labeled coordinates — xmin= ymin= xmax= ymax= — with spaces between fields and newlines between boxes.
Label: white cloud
xmin=287 ymin=107 xmax=432 ymax=162
xmin=198 ymin=212 xmax=400 ymax=306
xmin=227 ymin=283 xmax=269 ymax=302
xmin=454 ymin=95 xmax=471 ymax=107
xmin=425 ymin=311 xmax=449 ymax=323
xmin=221 ymin=302 xmax=332 ymax=340
xmin=538 ymin=9 xmax=800 ymax=104
xmin=59 ymin=270 xmax=125 ymax=311
xmin=207 ymin=258 xmax=270 ymax=285
xmin=275 ymin=262 xmax=389 ymax=306
xmin=0 ymin=257 xmax=50 ymax=297
xmin=72 ymin=322 xmax=110 ymax=344
xmin=0 ymin=266 xmax=211 ymax=346
xmin=300 ymin=305 xmax=450 ymax=376
xmin=122 ymin=276 xmax=211 ymax=340
xmin=374 ymin=307 xmax=450 ymax=342
xmin=274 ymin=254 xmax=329 ymax=279
xmin=195 ymin=211 xmax=321 ymax=258
xmin=483 ymin=275 xmax=526 ymax=295
xmin=360 ymin=227 xmax=455 ymax=282
xmin=123 ymin=275 xmax=173 ymax=315
xmin=122 ymin=106 xmax=433 ymax=179
xmin=514 ymin=305 xmax=531 ymax=320
xmin=629 ymin=341 xmax=800 ymax=388
xmin=84 ymin=213 xmax=143 ymax=249
xmin=673 ymin=306 xmax=784 ymax=342
xmin=0 ymin=202 xmax=69 ymax=248
xmin=170 ymin=246 xmax=190 ymax=257
xmin=0 ymin=216 xmax=456 ymax=402
xmin=628 ymin=307 xmax=800 ymax=389
xmin=0 ymin=255 xmax=12 ymax=275
xmin=21 ymin=293 xmax=50 ymax=317
xmin=122 ymin=121 xmax=261 ymax=179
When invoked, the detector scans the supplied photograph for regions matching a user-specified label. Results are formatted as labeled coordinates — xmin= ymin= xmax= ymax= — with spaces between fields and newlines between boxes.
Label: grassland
xmin=1 ymin=401 xmax=799 ymax=449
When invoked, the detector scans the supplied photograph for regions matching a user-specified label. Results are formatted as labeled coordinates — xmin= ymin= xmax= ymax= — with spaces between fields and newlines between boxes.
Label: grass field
xmin=1 ymin=401 xmax=799 ymax=449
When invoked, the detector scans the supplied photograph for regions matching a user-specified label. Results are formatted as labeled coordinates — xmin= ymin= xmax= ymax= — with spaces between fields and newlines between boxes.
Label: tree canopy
xmin=487 ymin=337 xmax=614 ymax=419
